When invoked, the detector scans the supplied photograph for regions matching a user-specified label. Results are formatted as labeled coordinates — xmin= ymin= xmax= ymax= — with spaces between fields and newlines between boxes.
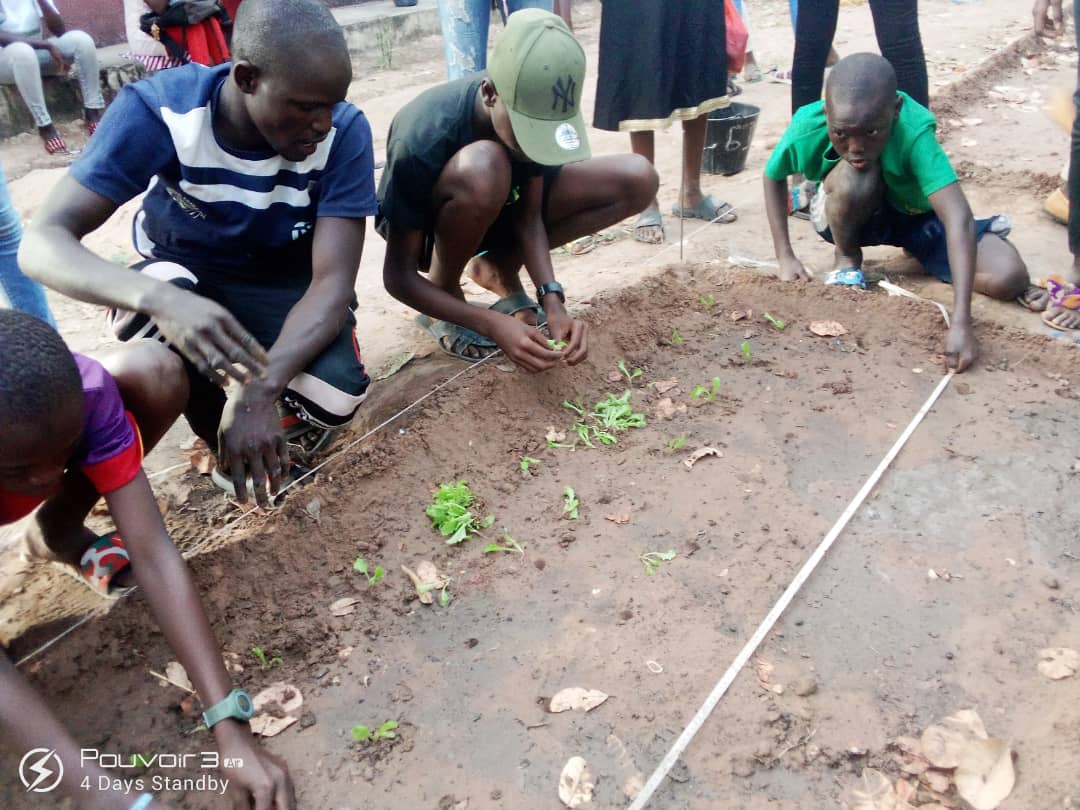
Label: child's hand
xmin=217 ymin=725 xmax=295 ymax=809
xmin=777 ymin=255 xmax=812 ymax=282
xmin=545 ymin=309 xmax=588 ymax=366
xmin=944 ymin=320 xmax=978 ymax=373
xmin=490 ymin=314 xmax=562 ymax=373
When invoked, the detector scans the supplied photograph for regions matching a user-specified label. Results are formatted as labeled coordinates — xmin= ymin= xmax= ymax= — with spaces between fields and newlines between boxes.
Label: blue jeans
xmin=0 ymin=163 xmax=54 ymax=326
xmin=438 ymin=0 xmax=553 ymax=80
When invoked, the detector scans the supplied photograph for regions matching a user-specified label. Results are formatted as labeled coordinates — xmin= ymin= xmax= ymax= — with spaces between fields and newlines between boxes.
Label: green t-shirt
xmin=764 ymin=92 xmax=957 ymax=215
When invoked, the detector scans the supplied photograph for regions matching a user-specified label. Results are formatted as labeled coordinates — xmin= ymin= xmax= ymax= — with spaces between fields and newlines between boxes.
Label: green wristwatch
xmin=202 ymin=688 xmax=255 ymax=729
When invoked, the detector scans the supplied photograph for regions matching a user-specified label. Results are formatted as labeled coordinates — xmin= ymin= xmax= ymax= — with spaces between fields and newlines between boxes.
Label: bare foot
xmin=1044 ymin=305 xmax=1080 ymax=330
xmin=1017 ymin=284 xmax=1050 ymax=312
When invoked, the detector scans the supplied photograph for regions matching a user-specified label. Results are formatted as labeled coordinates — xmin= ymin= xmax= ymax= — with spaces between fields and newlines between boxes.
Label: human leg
xmin=868 ymin=0 xmax=928 ymax=107
xmin=51 ymin=31 xmax=106 ymax=126
xmin=0 ymin=42 xmax=65 ymax=149
xmin=629 ymin=131 xmax=664 ymax=244
xmin=674 ymin=114 xmax=737 ymax=223
xmin=971 ymin=234 xmax=1030 ymax=301
xmin=791 ymin=0 xmax=838 ymax=113
xmin=816 ymin=160 xmax=883 ymax=271
xmin=25 ymin=341 xmax=188 ymax=582
xmin=0 ymin=164 xmax=54 ymax=326
xmin=436 ymin=0 xmax=490 ymax=80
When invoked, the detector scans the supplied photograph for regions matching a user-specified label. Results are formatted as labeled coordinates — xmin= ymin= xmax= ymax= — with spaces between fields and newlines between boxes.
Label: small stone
xmin=668 ymin=759 xmax=691 ymax=783
xmin=465 ymin=638 xmax=479 ymax=648
xmin=490 ymin=789 xmax=502 ymax=800
xmin=730 ymin=755 xmax=754 ymax=778
xmin=300 ymin=712 xmax=316 ymax=729
xmin=793 ymin=676 xmax=818 ymax=697
xmin=1041 ymin=575 xmax=1061 ymax=590
xmin=945 ymin=651 xmax=954 ymax=660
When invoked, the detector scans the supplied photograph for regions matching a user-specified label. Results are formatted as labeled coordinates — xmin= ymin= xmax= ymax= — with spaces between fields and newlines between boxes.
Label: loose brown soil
xmin=2 ymin=269 xmax=1077 ymax=809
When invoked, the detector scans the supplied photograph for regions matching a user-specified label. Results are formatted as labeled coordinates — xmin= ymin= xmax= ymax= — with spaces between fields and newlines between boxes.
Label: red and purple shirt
xmin=0 ymin=354 xmax=143 ymax=525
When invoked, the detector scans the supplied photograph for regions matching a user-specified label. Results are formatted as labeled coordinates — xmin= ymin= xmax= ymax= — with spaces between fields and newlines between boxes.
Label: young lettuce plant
xmin=426 ymin=481 xmax=494 ymax=545
xmin=352 ymin=720 xmax=398 ymax=743
xmin=251 ymin=646 xmax=283 ymax=670
xmin=484 ymin=530 xmax=525 ymax=555
xmin=563 ymin=486 xmax=580 ymax=520
xmin=640 ymin=550 xmax=677 ymax=575
xmin=617 ymin=359 xmax=643 ymax=385
xmin=691 ymin=377 xmax=722 ymax=403
xmin=353 ymin=556 xmax=385 ymax=585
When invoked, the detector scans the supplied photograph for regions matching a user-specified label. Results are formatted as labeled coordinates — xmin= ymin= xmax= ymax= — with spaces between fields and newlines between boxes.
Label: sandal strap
xmin=79 ymin=532 xmax=131 ymax=594
xmin=44 ymin=136 xmax=68 ymax=154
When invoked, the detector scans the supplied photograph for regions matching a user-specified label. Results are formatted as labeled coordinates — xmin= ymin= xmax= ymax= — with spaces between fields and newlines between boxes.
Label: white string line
xmin=15 ymin=352 xmax=501 ymax=668
xmin=629 ymin=295 xmax=955 ymax=808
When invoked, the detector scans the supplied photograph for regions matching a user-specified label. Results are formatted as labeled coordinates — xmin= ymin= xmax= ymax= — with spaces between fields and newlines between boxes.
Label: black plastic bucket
xmin=702 ymin=102 xmax=760 ymax=176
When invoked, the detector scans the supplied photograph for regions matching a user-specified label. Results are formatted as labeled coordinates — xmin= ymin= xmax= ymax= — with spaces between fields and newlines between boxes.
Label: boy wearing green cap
xmin=378 ymin=8 xmax=657 ymax=372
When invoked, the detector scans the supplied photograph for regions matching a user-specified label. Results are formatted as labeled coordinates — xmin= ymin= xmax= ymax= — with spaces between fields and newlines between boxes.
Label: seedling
xmin=617 ymin=359 xmax=643 ymax=385
xmin=353 ymin=556 xmax=386 ymax=585
xmin=667 ymin=434 xmax=687 ymax=451
xmin=691 ymin=377 xmax=722 ymax=403
xmin=640 ymin=550 xmax=677 ymax=576
xmin=251 ymin=646 xmax=283 ymax=670
xmin=484 ymin=530 xmax=526 ymax=555
xmin=740 ymin=340 xmax=753 ymax=364
xmin=699 ymin=293 xmax=717 ymax=309
xmin=519 ymin=455 xmax=541 ymax=473
xmin=547 ymin=339 xmax=568 ymax=350
xmin=670 ymin=328 xmax=685 ymax=346
xmin=417 ymin=578 xmax=453 ymax=607
xmin=763 ymin=312 xmax=786 ymax=331
xmin=592 ymin=391 xmax=647 ymax=431
xmin=563 ymin=399 xmax=586 ymax=417
xmin=426 ymin=481 xmax=494 ymax=545
xmin=352 ymin=720 xmax=399 ymax=743
xmin=563 ymin=486 xmax=580 ymax=520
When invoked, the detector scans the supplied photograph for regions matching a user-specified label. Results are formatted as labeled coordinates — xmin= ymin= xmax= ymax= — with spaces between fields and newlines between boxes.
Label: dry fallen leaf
xmin=919 ymin=768 xmax=952 ymax=793
xmin=683 ymin=446 xmax=723 ymax=469
xmin=840 ymin=768 xmax=896 ymax=810
xmin=943 ymin=709 xmax=988 ymax=740
xmin=653 ymin=379 xmax=680 ymax=394
xmin=546 ymin=427 xmax=567 ymax=444
xmin=655 ymin=397 xmax=678 ymax=420
xmin=330 ymin=597 xmax=361 ymax=617
xmin=953 ymin=737 xmax=1015 ymax=810
xmin=253 ymin=683 xmax=303 ymax=717
xmin=1037 ymin=647 xmax=1080 ymax=680
xmin=223 ymin=652 xmax=244 ymax=675
xmin=558 ymin=756 xmax=594 ymax=807
xmin=809 ymin=320 xmax=848 ymax=337
xmin=250 ymin=715 xmax=298 ymax=737
xmin=401 ymin=561 xmax=447 ymax=605
xmin=606 ymin=370 xmax=624 ymax=383
xmin=495 ymin=363 xmax=516 ymax=373
xmin=549 ymin=687 xmax=609 ymax=714
xmin=731 ymin=309 xmax=752 ymax=321
xmin=605 ymin=513 xmax=631 ymax=525
xmin=622 ymin=773 xmax=644 ymax=801
xmin=164 ymin=661 xmax=193 ymax=692
xmin=894 ymin=779 xmax=917 ymax=804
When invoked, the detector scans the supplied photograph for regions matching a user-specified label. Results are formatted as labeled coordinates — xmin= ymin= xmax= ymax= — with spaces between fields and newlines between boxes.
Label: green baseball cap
xmin=488 ymin=8 xmax=591 ymax=166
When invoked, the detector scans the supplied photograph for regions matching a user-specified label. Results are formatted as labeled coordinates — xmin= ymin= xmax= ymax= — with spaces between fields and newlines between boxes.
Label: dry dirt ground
xmin=1 ymin=1 xmax=1079 ymax=809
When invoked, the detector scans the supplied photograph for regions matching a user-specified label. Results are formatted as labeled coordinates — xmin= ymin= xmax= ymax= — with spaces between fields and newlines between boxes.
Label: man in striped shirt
xmin=21 ymin=0 xmax=376 ymax=507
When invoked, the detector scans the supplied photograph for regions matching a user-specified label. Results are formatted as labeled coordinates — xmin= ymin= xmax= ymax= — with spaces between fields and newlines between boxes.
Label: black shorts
xmin=108 ymin=260 xmax=370 ymax=439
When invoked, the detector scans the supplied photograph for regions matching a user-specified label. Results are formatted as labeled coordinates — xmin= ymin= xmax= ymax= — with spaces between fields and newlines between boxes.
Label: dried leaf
xmin=919 ymin=769 xmax=952 ymax=793
xmin=921 ymin=724 xmax=969 ymax=769
xmin=164 ymin=661 xmax=193 ymax=692
xmin=605 ymin=513 xmax=631 ymax=525
xmin=546 ymin=427 xmax=567 ymax=444
xmin=401 ymin=561 xmax=447 ymax=605
xmin=943 ymin=709 xmax=988 ymax=740
xmin=684 ymin=446 xmax=723 ymax=469
xmin=253 ymin=683 xmax=303 ymax=717
xmin=1037 ymin=647 xmax=1080 ymax=680
xmin=655 ymin=397 xmax=678 ymax=420
xmin=731 ymin=309 xmax=752 ymax=321
xmin=622 ymin=773 xmax=644 ymax=800
xmin=894 ymin=779 xmax=917 ymax=804
xmin=606 ymin=370 xmax=624 ymax=383
xmin=495 ymin=363 xmax=516 ymax=373
xmin=754 ymin=656 xmax=774 ymax=685
xmin=840 ymin=768 xmax=896 ymax=810
xmin=330 ymin=597 xmax=361 ymax=617
xmin=954 ymin=738 xmax=1015 ymax=810
xmin=809 ymin=320 xmax=848 ymax=337
xmin=250 ymin=714 xmax=298 ymax=737
xmin=653 ymin=379 xmax=679 ymax=394
xmin=549 ymin=687 xmax=609 ymax=713
xmin=558 ymin=756 xmax=594 ymax=807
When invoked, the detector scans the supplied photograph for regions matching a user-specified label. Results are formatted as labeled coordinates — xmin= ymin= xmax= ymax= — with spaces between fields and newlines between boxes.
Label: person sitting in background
xmin=136 ymin=0 xmax=232 ymax=68
xmin=0 ymin=0 xmax=105 ymax=154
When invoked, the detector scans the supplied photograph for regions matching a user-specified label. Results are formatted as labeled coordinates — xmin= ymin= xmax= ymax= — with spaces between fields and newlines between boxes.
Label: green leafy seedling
xmin=691 ymin=377 xmax=722 ymax=403
xmin=417 ymin=578 xmax=453 ymax=607
xmin=251 ymin=646 xmax=283 ymax=670
xmin=426 ymin=481 xmax=494 ymax=545
xmin=562 ymin=399 xmax=586 ymax=417
xmin=592 ymin=391 xmax=647 ymax=431
xmin=667 ymin=434 xmax=687 ymax=451
xmin=353 ymin=556 xmax=386 ymax=585
xmin=547 ymin=339 xmax=568 ymax=350
xmin=763 ymin=312 xmax=786 ymax=331
xmin=670 ymin=328 xmax=685 ymax=346
xmin=519 ymin=455 xmax=541 ymax=473
xmin=484 ymin=530 xmax=526 ymax=555
xmin=740 ymin=340 xmax=753 ymax=364
xmin=640 ymin=550 xmax=677 ymax=576
xmin=352 ymin=720 xmax=399 ymax=743
xmin=699 ymin=293 xmax=717 ymax=309
xmin=563 ymin=486 xmax=580 ymax=520
xmin=617 ymin=359 xmax=643 ymax=385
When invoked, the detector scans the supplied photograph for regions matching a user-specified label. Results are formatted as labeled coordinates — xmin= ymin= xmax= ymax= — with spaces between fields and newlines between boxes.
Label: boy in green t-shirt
xmin=763 ymin=53 xmax=1031 ymax=372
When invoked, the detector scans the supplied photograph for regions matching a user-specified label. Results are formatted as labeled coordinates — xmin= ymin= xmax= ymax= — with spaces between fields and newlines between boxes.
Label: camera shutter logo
xmin=19 ymin=748 xmax=63 ymax=793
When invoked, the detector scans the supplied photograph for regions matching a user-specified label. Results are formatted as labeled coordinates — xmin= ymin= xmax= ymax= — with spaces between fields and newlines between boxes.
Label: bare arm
xmin=143 ymin=0 xmax=169 ymax=13
xmin=37 ymin=0 xmax=65 ymax=36
xmin=20 ymin=176 xmax=267 ymax=383
xmin=928 ymin=181 xmax=978 ymax=371
xmin=106 ymin=473 xmax=294 ymax=808
xmin=763 ymin=174 xmax=811 ymax=281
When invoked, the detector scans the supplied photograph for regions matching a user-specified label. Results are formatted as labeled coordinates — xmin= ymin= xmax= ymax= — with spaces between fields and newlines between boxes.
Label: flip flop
xmin=416 ymin=313 xmax=498 ymax=361
xmin=52 ymin=532 xmax=133 ymax=600
xmin=743 ymin=64 xmax=764 ymax=83
xmin=672 ymin=195 xmax=737 ymax=224
xmin=768 ymin=67 xmax=793 ymax=85
xmin=1041 ymin=276 xmax=1080 ymax=330
xmin=633 ymin=209 xmax=665 ymax=244
xmin=43 ymin=135 xmax=68 ymax=155
xmin=489 ymin=291 xmax=547 ymax=326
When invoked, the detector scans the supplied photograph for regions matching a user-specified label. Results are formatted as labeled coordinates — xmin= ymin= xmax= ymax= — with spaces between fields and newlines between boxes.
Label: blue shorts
xmin=815 ymin=200 xmax=1000 ymax=284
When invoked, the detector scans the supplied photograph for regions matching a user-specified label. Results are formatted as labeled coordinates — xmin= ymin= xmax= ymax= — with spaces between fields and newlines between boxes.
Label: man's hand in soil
xmin=489 ymin=313 xmax=563 ymax=373
xmin=777 ymin=254 xmax=812 ymax=282
xmin=1033 ymin=0 xmax=1064 ymax=36
xmin=149 ymin=285 xmax=269 ymax=385
xmin=217 ymin=387 xmax=289 ymax=507
xmin=216 ymin=720 xmax=296 ymax=810
xmin=944 ymin=319 xmax=978 ymax=372
xmin=544 ymin=305 xmax=588 ymax=366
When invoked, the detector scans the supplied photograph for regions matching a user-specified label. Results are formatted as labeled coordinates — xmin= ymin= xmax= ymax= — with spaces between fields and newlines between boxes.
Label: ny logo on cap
xmin=551 ymin=75 xmax=577 ymax=114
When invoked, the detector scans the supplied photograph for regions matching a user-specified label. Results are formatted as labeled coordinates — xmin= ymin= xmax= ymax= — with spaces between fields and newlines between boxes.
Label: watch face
xmin=236 ymin=692 xmax=254 ymax=716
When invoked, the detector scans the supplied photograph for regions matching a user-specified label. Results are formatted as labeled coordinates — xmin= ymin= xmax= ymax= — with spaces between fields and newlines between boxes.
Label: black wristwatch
xmin=536 ymin=282 xmax=565 ymax=304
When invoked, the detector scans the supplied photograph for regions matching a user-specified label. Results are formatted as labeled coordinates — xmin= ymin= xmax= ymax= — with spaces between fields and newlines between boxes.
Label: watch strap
xmin=536 ymin=281 xmax=565 ymax=304
xmin=202 ymin=688 xmax=254 ymax=729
